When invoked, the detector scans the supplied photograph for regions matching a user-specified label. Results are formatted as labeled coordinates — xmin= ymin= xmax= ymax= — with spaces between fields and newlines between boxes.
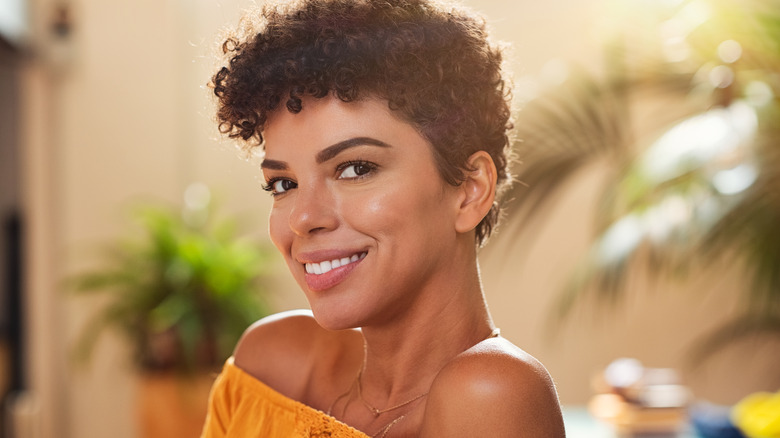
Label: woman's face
xmin=261 ymin=96 xmax=463 ymax=330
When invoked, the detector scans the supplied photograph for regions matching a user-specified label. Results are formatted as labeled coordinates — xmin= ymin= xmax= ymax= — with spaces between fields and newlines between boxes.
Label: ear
xmin=454 ymin=151 xmax=497 ymax=235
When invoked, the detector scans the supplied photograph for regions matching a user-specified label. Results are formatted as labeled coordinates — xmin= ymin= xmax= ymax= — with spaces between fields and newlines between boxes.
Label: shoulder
xmin=232 ymin=309 xmax=361 ymax=400
xmin=234 ymin=309 xmax=322 ymax=360
xmin=420 ymin=338 xmax=565 ymax=438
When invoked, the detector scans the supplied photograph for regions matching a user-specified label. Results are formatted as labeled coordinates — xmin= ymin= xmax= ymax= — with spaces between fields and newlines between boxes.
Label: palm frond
xmin=504 ymin=0 xmax=780 ymax=359
xmin=503 ymin=70 xmax=633 ymax=247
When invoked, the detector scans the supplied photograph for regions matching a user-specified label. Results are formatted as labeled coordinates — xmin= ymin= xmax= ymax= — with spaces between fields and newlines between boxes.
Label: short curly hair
xmin=212 ymin=0 xmax=513 ymax=245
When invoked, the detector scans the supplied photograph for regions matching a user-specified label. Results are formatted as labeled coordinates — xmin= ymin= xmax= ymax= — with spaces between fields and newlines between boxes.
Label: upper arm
xmin=420 ymin=347 xmax=565 ymax=438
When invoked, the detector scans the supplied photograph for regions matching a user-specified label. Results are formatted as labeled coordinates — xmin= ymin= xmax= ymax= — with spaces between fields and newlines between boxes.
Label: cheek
xmin=267 ymin=208 xmax=290 ymax=253
xmin=364 ymin=192 xmax=402 ymax=226
xmin=352 ymin=182 xmax=452 ymax=236
xmin=355 ymin=184 xmax=413 ymax=229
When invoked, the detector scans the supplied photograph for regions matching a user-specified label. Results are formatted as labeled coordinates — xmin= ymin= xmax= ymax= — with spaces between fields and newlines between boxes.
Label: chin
xmin=306 ymin=296 xmax=368 ymax=331
xmin=309 ymin=309 xmax=360 ymax=331
xmin=290 ymin=273 xmax=361 ymax=331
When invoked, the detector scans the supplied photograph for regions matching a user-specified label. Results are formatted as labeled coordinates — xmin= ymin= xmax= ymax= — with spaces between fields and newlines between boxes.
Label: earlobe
xmin=454 ymin=151 xmax=497 ymax=234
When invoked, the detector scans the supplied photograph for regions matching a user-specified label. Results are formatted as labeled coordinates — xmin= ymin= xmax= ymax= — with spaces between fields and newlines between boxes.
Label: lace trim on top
xmin=221 ymin=357 xmax=370 ymax=438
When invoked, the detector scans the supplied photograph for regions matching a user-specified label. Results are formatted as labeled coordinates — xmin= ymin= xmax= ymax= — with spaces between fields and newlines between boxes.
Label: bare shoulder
xmin=420 ymin=338 xmax=565 ymax=438
xmin=232 ymin=309 xmax=360 ymax=400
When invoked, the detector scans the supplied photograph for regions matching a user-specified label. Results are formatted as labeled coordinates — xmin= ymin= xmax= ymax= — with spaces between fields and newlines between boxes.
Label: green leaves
xmin=71 ymin=189 xmax=273 ymax=373
xmin=508 ymin=0 xmax=780 ymax=359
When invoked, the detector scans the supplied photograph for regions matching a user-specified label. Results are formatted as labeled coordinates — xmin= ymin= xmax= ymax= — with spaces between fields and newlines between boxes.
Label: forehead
xmin=262 ymin=95 xmax=426 ymax=155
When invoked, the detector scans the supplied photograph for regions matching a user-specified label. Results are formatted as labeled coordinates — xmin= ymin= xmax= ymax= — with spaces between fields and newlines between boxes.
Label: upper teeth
xmin=305 ymin=252 xmax=366 ymax=275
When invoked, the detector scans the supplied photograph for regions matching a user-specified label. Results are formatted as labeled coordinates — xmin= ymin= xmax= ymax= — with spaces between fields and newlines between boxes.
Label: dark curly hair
xmin=211 ymin=0 xmax=513 ymax=245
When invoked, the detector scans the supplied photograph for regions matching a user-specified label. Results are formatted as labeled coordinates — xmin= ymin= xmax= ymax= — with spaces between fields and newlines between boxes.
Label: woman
xmin=202 ymin=0 xmax=566 ymax=436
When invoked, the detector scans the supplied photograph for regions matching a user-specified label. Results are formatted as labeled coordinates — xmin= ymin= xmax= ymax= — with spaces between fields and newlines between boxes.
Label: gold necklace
xmin=356 ymin=368 xmax=429 ymax=417
xmin=328 ymin=327 xmax=501 ymax=437
xmin=371 ymin=413 xmax=409 ymax=438
xmin=325 ymin=367 xmax=427 ymax=438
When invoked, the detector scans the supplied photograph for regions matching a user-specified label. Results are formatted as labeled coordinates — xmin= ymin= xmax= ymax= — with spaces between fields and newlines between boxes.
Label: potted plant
xmin=71 ymin=184 xmax=274 ymax=437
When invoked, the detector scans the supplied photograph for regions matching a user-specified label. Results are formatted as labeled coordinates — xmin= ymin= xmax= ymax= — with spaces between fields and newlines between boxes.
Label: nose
xmin=288 ymin=183 xmax=339 ymax=236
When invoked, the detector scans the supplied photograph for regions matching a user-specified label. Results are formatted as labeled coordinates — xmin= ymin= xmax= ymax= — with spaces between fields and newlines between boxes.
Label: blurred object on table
xmin=732 ymin=390 xmax=780 ymax=438
xmin=589 ymin=358 xmax=692 ymax=437
xmin=689 ymin=401 xmax=745 ymax=438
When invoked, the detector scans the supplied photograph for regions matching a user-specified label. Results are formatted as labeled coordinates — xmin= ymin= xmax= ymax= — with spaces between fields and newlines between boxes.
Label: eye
xmin=337 ymin=161 xmax=376 ymax=179
xmin=262 ymin=178 xmax=297 ymax=196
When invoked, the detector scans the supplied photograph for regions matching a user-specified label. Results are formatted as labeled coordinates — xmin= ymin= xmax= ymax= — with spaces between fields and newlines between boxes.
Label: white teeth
xmin=305 ymin=252 xmax=366 ymax=275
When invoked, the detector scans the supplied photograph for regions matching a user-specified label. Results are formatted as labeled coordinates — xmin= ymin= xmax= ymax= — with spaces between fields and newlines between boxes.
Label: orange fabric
xmin=201 ymin=357 xmax=370 ymax=438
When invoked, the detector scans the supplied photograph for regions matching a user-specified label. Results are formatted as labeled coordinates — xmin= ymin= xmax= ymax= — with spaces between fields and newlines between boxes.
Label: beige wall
xmin=17 ymin=1 xmax=778 ymax=437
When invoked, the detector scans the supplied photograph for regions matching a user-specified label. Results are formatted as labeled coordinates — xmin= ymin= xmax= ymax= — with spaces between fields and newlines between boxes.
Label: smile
xmin=305 ymin=252 xmax=367 ymax=275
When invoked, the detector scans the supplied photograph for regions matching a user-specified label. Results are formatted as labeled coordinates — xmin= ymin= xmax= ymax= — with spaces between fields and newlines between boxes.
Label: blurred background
xmin=1 ymin=0 xmax=778 ymax=437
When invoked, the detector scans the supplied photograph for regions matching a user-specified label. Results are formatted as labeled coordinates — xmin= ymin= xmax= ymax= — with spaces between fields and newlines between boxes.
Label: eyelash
xmin=261 ymin=178 xmax=295 ymax=197
xmin=261 ymin=160 xmax=378 ymax=196
xmin=335 ymin=160 xmax=378 ymax=179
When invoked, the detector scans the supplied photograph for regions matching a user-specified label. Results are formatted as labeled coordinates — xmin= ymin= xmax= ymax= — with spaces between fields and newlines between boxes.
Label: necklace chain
xmin=326 ymin=373 xmax=423 ymax=438
xmin=327 ymin=327 xmax=501 ymax=437
xmin=356 ymin=368 xmax=429 ymax=417
xmin=371 ymin=413 xmax=408 ymax=438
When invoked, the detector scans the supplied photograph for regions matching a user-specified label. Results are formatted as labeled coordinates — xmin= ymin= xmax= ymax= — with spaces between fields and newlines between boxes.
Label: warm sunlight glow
xmin=597 ymin=215 xmax=643 ymax=264
xmin=641 ymin=102 xmax=758 ymax=183
xmin=712 ymin=163 xmax=758 ymax=196
xmin=745 ymin=81 xmax=774 ymax=108
xmin=184 ymin=182 xmax=211 ymax=211
xmin=717 ymin=40 xmax=742 ymax=64
xmin=709 ymin=65 xmax=734 ymax=89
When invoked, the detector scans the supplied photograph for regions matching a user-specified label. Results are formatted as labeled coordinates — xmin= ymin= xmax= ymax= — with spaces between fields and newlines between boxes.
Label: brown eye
xmin=262 ymin=178 xmax=297 ymax=196
xmin=338 ymin=162 xmax=376 ymax=179
xmin=274 ymin=179 xmax=297 ymax=193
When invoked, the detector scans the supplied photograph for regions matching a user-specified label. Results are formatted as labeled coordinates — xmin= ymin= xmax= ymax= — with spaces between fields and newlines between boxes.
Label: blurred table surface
xmin=563 ymin=407 xmax=703 ymax=438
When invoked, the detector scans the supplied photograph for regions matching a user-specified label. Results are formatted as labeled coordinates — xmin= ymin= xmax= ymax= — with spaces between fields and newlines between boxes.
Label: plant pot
xmin=137 ymin=371 xmax=216 ymax=438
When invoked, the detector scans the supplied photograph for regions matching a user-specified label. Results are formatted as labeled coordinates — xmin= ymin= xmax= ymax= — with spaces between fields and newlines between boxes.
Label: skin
xmin=233 ymin=95 xmax=566 ymax=437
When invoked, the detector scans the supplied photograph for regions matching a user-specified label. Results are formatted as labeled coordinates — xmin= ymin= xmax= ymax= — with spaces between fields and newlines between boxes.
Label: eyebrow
xmin=260 ymin=136 xmax=391 ymax=170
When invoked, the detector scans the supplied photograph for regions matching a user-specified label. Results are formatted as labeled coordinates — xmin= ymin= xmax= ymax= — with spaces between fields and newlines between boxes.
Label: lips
xmin=300 ymin=251 xmax=367 ymax=291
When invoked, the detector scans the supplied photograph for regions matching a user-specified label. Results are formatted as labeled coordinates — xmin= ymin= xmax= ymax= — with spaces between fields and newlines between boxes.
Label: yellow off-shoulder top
xmin=201 ymin=357 xmax=370 ymax=438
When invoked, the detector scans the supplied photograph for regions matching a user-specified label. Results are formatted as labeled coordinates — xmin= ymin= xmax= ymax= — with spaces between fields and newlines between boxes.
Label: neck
xmin=357 ymin=256 xmax=495 ymax=404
